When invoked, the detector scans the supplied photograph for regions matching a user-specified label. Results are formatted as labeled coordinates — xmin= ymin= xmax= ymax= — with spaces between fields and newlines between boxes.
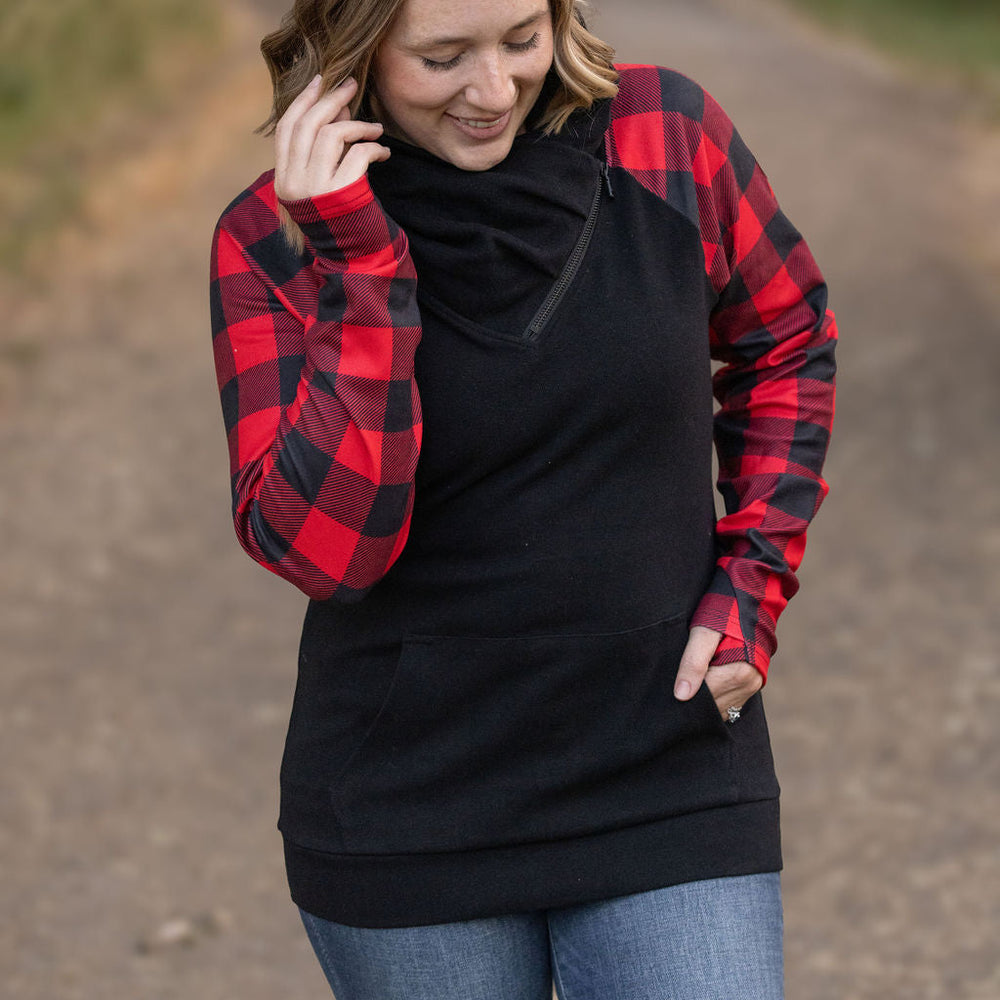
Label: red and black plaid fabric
xmin=210 ymin=176 xmax=423 ymax=601
xmin=210 ymin=65 xmax=836 ymax=675
xmin=607 ymin=66 xmax=837 ymax=675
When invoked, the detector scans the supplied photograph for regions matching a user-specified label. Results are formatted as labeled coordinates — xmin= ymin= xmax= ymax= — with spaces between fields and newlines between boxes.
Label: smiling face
xmin=370 ymin=0 xmax=555 ymax=171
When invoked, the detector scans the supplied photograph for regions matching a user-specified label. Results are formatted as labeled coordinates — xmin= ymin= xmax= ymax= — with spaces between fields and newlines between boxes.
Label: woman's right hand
xmin=274 ymin=75 xmax=390 ymax=202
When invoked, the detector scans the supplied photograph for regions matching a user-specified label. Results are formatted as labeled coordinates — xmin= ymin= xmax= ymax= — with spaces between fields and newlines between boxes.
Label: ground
xmin=1 ymin=0 xmax=997 ymax=996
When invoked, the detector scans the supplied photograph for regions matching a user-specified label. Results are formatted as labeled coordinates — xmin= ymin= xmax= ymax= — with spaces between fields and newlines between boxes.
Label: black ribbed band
xmin=285 ymin=798 xmax=780 ymax=929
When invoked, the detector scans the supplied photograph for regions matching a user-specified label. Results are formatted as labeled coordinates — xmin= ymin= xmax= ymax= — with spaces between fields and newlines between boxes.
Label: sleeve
xmin=688 ymin=90 xmax=838 ymax=679
xmin=209 ymin=175 xmax=423 ymax=602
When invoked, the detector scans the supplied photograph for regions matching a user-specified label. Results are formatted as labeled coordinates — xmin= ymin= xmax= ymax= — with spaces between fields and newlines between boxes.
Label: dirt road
xmin=1 ymin=0 xmax=997 ymax=996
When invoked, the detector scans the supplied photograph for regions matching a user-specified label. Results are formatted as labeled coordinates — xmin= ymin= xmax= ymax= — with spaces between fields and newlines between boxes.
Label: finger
xmin=293 ymin=122 xmax=385 ymax=198
xmin=277 ymin=84 xmax=372 ymax=200
xmin=704 ymin=662 xmax=763 ymax=718
xmin=288 ymin=77 xmax=359 ymax=169
xmin=674 ymin=625 xmax=723 ymax=701
xmin=309 ymin=119 xmax=385 ymax=168
xmin=334 ymin=141 xmax=392 ymax=189
xmin=299 ymin=76 xmax=359 ymax=127
xmin=286 ymin=72 xmax=324 ymax=113
xmin=708 ymin=665 xmax=761 ymax=704
xmin=278 ymin=73 xmax=324 ymax=129
xmin=275 ymin=74 xmax=323 ymax=177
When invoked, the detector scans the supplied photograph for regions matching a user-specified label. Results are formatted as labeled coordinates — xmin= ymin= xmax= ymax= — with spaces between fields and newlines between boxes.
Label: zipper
xmin=524 ymin=166 xmax=612 ymax=341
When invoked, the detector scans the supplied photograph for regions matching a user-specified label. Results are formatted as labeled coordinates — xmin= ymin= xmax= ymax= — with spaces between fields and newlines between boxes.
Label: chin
xmin=440 ymin=138 xmax=517 ymax=172
xmin=450 ymin=153 xmax=510 ymax=171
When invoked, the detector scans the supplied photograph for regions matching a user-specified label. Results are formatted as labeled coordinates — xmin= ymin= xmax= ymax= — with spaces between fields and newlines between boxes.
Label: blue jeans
xmin=299 ymin=873 xmax=783 ymax=999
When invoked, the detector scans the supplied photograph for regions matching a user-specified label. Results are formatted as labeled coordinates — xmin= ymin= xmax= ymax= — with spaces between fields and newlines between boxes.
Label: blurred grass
xmin=781 ymin=0 xmax=1000 ymax=83
xmin=0 ymin=0 xmax=219 ymax=269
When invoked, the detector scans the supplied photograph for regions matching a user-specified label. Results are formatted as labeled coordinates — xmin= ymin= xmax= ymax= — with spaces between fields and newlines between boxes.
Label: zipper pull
xmin=602 ymin=163 xmax=615 ymax=199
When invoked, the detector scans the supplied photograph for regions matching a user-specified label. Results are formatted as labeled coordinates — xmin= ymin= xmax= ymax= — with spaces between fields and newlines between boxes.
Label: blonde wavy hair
xmin=258 ymin=0 xmax=619 ymax=137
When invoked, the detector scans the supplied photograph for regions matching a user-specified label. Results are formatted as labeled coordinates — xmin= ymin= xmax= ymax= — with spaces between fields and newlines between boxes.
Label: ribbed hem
xmin=285 ymin=798 xmax=780 ymax=928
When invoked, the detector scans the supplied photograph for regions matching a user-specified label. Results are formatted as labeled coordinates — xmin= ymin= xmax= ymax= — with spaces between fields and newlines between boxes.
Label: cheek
xmin=524 ymin=42 xmax=555 ymax=86
xmin=382 ymin=70 xmax=454 ymax=119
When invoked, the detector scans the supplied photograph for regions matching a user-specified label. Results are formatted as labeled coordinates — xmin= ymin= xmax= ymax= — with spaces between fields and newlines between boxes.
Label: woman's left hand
xmin=673 ymin=625 xmax=763 ymax=721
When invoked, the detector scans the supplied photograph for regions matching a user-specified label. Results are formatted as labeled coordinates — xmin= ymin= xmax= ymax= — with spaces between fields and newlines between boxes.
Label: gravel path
xmin=1 ymin=1 xmax=997 ymax=996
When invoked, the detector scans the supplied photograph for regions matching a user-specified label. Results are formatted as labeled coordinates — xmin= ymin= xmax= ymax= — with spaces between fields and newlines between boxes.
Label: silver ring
xmin=726 ymin=705 xmax=743 ymax=724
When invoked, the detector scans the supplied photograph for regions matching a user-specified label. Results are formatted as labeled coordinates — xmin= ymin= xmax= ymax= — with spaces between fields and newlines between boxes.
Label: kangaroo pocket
xmin=330 ymin=615 xmax=738 ymax=854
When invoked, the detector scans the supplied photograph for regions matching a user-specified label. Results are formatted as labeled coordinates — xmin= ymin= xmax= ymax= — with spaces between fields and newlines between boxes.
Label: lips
xmin=456 ymin=116 xmax=504 ymax=129
xmin=447 ymin=109 xmax=513 ymax=140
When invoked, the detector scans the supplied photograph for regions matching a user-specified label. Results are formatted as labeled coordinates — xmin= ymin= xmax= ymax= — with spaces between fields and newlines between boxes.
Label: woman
xmin=210 ymin=0 xmax=837 ymax=995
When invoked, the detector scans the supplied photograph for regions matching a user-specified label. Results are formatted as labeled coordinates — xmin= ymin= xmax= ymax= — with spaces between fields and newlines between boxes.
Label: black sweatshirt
xmin=211 ymin=67 xmax=836 ymax=928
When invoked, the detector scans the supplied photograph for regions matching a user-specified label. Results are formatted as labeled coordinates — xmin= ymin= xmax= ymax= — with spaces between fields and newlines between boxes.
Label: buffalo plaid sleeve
xmin=210 ymin=174 xmax=422 ymax=602
xmin=609 ymin=67 xmax=837 ymax=678
xmin=691 ymin=88 xmax=837 ymax=678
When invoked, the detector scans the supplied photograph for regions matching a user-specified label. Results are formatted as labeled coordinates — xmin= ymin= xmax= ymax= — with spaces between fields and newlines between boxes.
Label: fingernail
xmin=674 ymin=681 xmax=691 ymax=700
xmin=308 ymin=74 xmax=322 ymax=88
xmin=341 ymin=76 xmax=357 ymax=89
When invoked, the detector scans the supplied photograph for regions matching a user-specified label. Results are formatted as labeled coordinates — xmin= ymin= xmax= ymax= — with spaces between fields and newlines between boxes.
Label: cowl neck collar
xmin=366 ymin=92 xmax=611 ymax=335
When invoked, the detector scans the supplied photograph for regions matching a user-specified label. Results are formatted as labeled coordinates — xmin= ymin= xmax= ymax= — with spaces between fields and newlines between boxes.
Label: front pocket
xmin=331 ymin=616 xmax=737 ymax=854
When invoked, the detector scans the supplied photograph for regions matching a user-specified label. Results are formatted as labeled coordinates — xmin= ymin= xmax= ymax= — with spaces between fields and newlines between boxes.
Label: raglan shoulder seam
xmin=610 ymin=64 xmax=709 ymax=124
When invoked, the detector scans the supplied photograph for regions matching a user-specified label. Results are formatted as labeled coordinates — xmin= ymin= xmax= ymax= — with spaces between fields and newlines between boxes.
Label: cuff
xmin=280 ymin=177 xmax=386 ymax=259
xmin=692 ymin=575 xmax=772 ymax=681
xmin=281 ymin=175 xmax=374 ymax=224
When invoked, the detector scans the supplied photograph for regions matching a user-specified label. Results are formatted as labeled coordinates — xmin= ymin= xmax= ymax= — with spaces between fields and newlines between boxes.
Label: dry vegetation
xmin=782 ymin=0 xmax=1000 ymax=85
xmin=0 ymin=0 xmax=219 ymax=267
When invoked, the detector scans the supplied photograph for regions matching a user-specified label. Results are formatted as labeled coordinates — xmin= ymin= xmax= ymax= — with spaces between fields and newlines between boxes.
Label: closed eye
xmin=421 ymin=32 xmax=542 ymax=72
xmin=422 ymin=53 xmax=462 ymax=71
xmin=506 ymin=32 xmax=540 ymax=54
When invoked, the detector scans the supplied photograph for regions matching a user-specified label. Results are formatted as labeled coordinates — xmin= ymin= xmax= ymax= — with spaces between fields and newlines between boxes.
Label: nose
xmin=465 ymin=53 xmax=517 ymax=113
